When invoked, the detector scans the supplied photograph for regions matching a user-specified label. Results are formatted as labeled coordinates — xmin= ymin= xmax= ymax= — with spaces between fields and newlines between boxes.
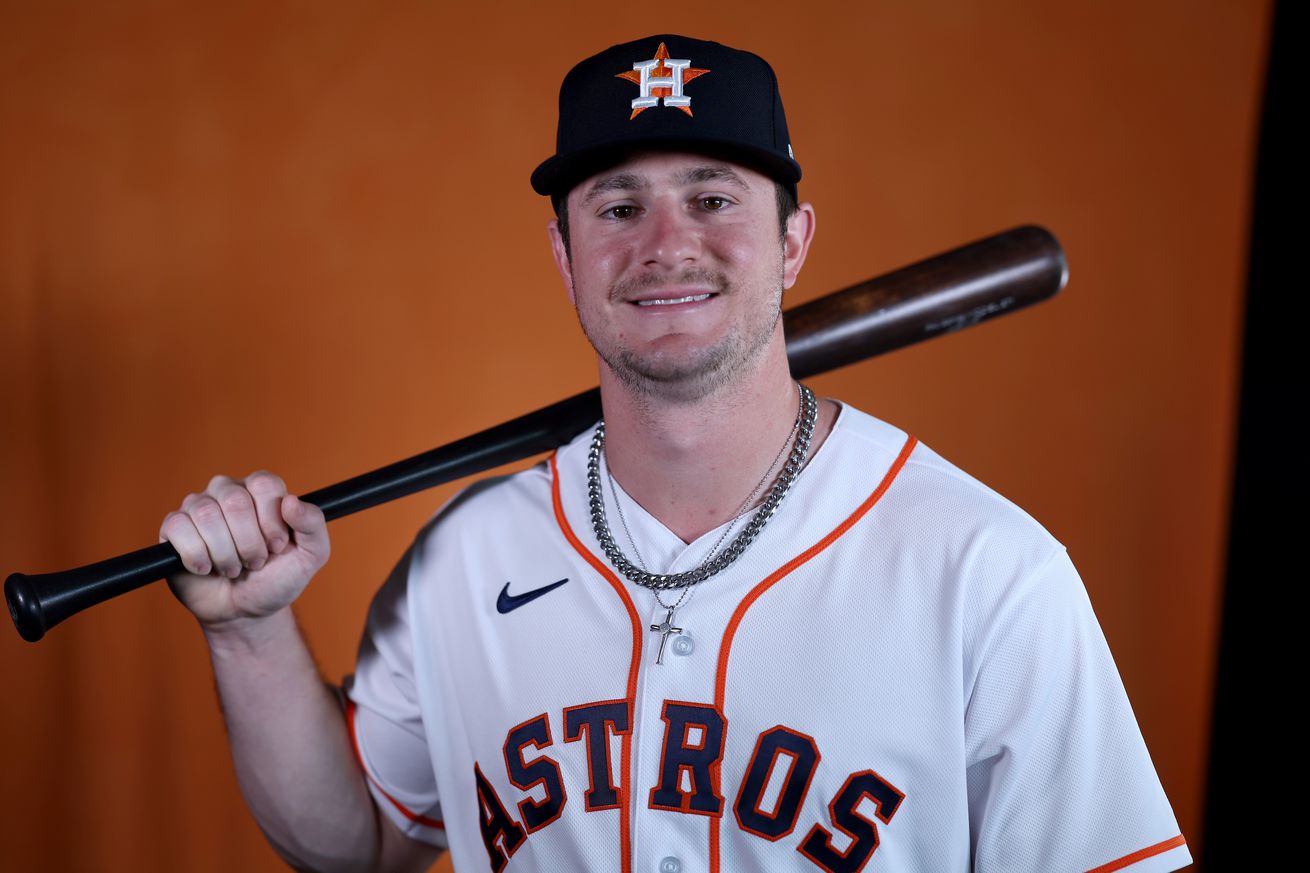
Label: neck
xmin=598 ymin=335 xmax=836 ymax=543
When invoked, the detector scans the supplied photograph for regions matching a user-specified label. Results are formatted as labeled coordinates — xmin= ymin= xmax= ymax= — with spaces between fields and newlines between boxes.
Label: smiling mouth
xmin=634 ymin=293 xmax=715 ymax=307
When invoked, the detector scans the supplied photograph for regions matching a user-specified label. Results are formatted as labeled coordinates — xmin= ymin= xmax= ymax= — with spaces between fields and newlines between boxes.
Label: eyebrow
xmin=579 ymin=164 xmax=751 ymax=207
xmin=675 ymin=165 xmax=749 ymax=191
xmin=580 ymin=172 xmax=646 ymax=207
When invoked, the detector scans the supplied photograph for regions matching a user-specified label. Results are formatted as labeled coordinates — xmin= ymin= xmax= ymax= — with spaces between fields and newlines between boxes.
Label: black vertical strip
xmin=1204 ymin=2 xmax=1296 ymax=869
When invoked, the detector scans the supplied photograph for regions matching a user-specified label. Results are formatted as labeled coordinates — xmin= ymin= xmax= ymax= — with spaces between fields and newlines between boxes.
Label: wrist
xmin=201 ymin=607 xmax=299 ymax=658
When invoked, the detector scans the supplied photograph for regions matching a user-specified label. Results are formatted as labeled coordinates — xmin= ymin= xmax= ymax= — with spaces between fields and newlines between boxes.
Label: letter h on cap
xmin=630 ymin=54 xmax=693 ymax=110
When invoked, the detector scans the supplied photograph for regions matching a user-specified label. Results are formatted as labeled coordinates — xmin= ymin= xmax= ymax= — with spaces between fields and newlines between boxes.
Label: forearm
xmin=204 ymin=607 xmax=378 ymax=873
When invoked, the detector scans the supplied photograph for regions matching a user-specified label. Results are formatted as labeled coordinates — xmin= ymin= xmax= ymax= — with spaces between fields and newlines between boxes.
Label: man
xmin=161 ymin=35 xmax=1191 ymax=872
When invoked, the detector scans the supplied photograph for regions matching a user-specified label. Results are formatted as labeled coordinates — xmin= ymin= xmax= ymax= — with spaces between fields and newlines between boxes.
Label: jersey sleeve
xmin=341 ymin=544 xmax=448 ymax=849
xmin=963 ymin=547 xmax=1191 ymax=872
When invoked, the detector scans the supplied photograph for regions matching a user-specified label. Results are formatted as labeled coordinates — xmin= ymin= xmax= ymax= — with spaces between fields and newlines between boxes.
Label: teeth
xmin=636 ymin=294 xmax=712 ymax=307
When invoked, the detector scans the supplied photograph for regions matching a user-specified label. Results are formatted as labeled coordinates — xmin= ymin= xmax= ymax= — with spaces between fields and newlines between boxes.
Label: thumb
xmin=281 ymin=494 xmax=330 ymax=557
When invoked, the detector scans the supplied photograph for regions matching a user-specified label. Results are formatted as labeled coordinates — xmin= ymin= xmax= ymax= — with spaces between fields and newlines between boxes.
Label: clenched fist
xmin=160 ymin=471 xmax=330 ymax=629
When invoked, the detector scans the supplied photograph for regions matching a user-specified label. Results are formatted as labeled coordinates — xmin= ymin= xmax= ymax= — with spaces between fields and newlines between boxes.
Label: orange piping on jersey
xmin=709 ymin=434 xmax=918 ymax=872
xmin=1085 ymin=835 xmax=1188 ymax=872
xmin=551 ymin=451 xmax=641 ymax=873
xmin=345 ymin=700 xmax=446 ymax=830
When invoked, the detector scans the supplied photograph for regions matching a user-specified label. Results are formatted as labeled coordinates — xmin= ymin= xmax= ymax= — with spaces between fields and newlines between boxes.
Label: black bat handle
xmin=5 ymin=388 xmax=604 ymax=643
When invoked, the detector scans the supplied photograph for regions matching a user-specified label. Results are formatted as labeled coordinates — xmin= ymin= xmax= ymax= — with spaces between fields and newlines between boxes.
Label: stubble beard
xmin=574 ymin=264 xmax=785 ymax=405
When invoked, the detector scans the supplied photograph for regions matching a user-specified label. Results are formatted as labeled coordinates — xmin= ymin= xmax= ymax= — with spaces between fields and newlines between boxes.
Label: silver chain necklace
xmin=605 ymin=406 xmax=798 ymax=588
xmin=604 ymin=400 xmax=800 ymax=661
xmin=586 ymin=383 xmax=817 ymax=661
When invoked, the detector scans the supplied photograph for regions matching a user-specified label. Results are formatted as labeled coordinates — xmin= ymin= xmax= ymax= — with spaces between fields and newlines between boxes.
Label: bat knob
xmin=5 ymin=574 xmax=46 ymax=642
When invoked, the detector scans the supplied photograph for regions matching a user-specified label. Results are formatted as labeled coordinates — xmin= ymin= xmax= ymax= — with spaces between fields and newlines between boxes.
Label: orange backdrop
xmin=0 ymin=2 xmax=1269 ymax=871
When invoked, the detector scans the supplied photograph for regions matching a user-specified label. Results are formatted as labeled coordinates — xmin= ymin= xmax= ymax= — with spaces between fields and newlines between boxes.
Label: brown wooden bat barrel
xmin=5 ymin=224 xmax=1067 ymax=642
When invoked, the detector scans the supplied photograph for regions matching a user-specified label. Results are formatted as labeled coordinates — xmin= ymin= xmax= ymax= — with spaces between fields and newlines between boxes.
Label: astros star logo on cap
xmin=615 ymin=42 xmax=710 ymax=119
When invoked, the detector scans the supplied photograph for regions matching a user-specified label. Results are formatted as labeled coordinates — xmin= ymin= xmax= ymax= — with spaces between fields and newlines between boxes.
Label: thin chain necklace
xmin=587 ymin=383 xmax=818 ymax=661
xmin=605 ymin=406 xmax=798 ymax=587
xmin=604 ymin=466 xmax=699 ymax=658
xmin=604 ymin=405 xmax=799 ymax=660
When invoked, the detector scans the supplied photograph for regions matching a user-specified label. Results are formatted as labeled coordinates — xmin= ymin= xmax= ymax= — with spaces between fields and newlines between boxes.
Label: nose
xmin=641 ymin=201 xmax=702 ymax=269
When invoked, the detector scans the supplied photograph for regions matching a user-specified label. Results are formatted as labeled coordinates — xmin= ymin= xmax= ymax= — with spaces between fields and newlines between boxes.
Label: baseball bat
xmin=6 ymin=224 xmax=1068 ymax=642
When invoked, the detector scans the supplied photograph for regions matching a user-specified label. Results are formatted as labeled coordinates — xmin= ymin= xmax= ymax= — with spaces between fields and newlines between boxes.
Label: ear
xmin=547 ymin=218 xmax=576 ymax=305
xmin=781 ymin=202 xmax=817 ymax=291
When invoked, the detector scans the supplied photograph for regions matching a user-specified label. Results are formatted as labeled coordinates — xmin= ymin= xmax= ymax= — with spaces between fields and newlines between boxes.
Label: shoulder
xmin=829 ymin=401 xmax=1071 ymax=607
xmin=835 ymin=401 xmax=1062 ymax=550
xmin=408 ymin=420 xmax=598 ymax=553
xmin=410 ymin=460 xmax=551 ymax=552
xmin=831 ymin=403 xmax=1098 ymax=682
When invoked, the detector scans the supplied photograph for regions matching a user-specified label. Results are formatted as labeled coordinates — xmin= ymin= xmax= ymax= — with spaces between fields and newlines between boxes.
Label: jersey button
xmin=672 ymin=635 xmax=694 ymax=656
xmin=658 ymin=857 xmax=681 ymax=873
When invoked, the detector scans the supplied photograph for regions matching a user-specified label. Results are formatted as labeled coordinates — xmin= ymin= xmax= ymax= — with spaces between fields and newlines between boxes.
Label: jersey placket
xmin=619 ymin=503 xmax=756 ymax=873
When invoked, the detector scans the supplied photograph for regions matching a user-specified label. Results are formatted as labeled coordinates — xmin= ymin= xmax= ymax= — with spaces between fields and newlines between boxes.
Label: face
xmin=548 ymin=151 xmax=815 ymax=403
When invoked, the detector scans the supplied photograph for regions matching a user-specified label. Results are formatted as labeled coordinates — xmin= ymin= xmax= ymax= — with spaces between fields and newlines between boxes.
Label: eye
xmin=699 ymin=196 xmax=729 ymax=211
xmin=601 ymin=204 xmax=638 ymax=220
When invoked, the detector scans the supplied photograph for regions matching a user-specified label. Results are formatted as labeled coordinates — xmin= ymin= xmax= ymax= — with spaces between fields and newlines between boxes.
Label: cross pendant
xmin=650 ymin=607 xmax=683 ymax=666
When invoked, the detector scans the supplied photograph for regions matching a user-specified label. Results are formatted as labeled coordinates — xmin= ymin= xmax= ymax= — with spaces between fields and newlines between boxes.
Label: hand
xmin=160 ymin=471 xmax=330 ymax=630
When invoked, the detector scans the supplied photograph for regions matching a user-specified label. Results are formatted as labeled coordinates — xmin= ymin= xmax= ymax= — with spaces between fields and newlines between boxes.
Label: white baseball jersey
xmin=343 ymin=403 xmax=1191 ymax=872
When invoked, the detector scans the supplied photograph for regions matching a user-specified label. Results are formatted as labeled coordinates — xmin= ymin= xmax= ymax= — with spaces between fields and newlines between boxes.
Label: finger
xmin=182 ymin=492 xmax=243 ymax=578
xmin=281 ymin=495 xmax=330 ymax=564
xmin=244 ymin=470 xmax=290 ymax=555
xmin=210 ymin=481 xmax=270 ymax=572
xmin=159 ymin=510 xmax=213 ymax=577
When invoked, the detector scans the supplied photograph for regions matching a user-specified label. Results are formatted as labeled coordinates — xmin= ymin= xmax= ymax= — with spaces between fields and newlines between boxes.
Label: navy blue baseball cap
xmin=531 ymin=34 xmax=802 ymax=202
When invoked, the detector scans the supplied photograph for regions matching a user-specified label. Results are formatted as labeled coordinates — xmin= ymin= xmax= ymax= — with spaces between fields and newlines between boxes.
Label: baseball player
xmin=161 ymin=35 xmax=1192 ymax=873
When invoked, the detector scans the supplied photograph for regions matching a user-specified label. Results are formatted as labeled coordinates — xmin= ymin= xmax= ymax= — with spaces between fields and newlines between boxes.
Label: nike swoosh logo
xmin=497 ymin=578 xmax=569 ymax=614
